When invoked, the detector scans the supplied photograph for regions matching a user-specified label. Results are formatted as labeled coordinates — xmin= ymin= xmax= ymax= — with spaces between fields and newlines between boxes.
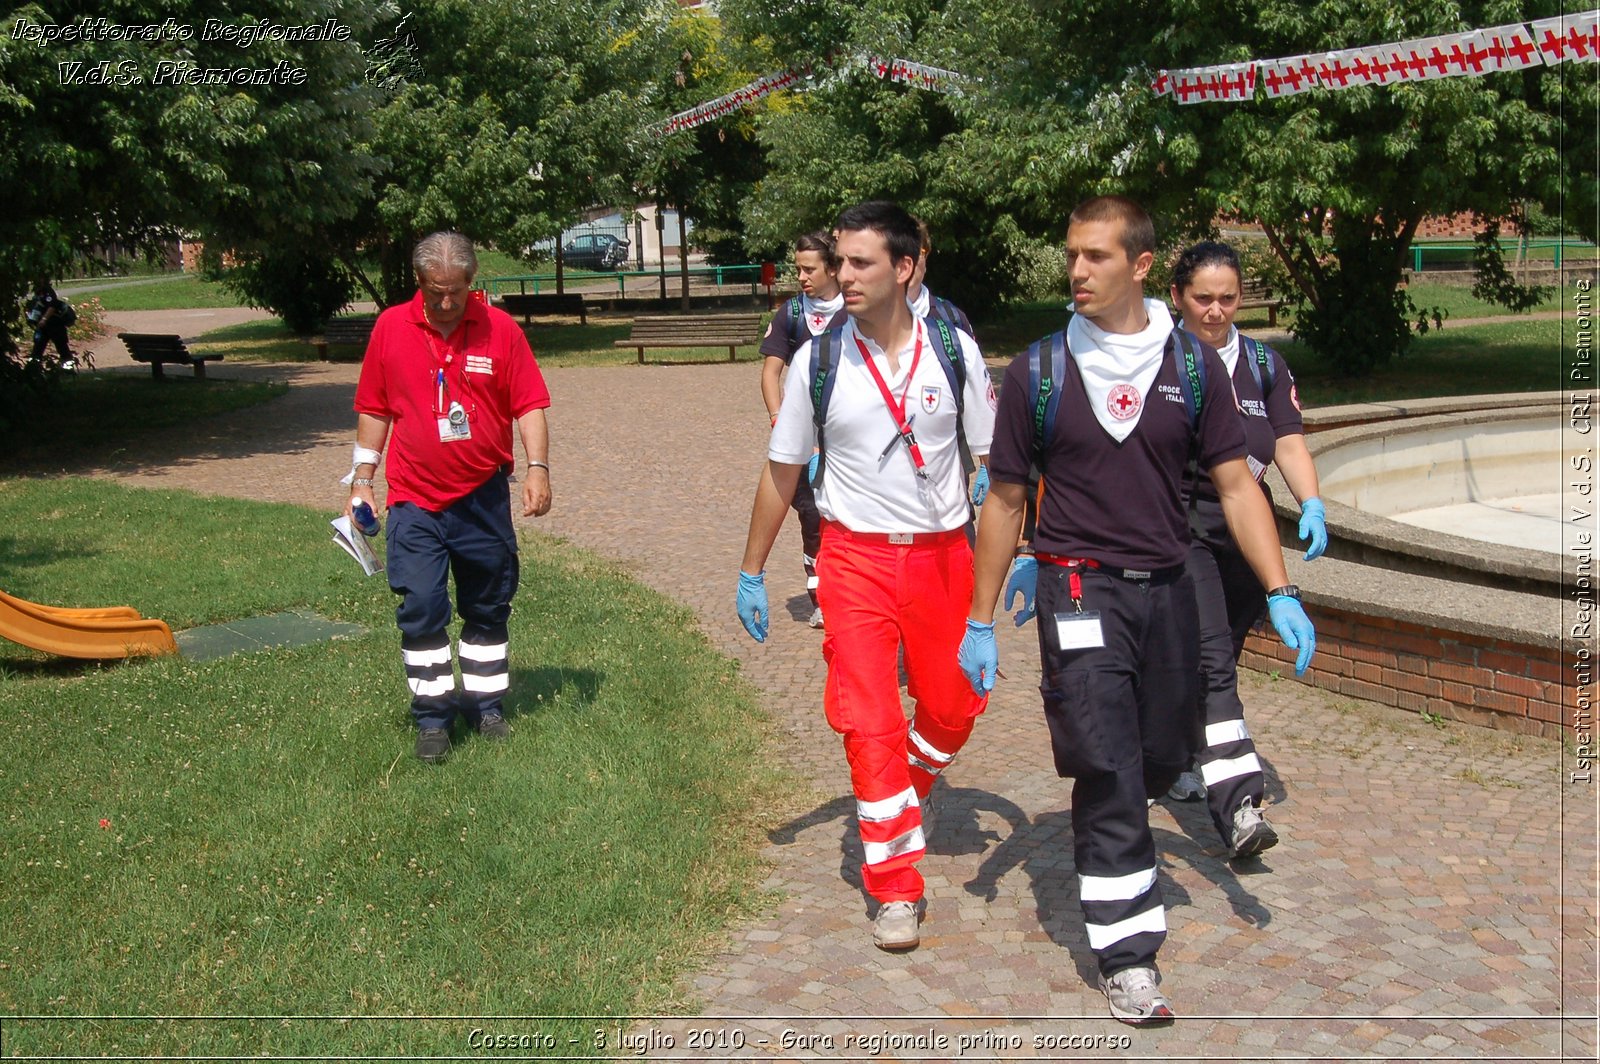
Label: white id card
xmin=438 ymin=416 xmax=472 ymax=443
xmin=1054 ymin=611 xmax=1105 ymax=651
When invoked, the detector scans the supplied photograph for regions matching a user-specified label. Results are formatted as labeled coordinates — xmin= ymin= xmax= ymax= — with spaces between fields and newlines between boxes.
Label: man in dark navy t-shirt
xmin=957 ymin=197 xmax=1316 ymax=1027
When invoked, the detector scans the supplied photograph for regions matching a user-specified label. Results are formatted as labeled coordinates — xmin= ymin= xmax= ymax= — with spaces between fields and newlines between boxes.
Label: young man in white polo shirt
xmin=737 ymin=200 xmax=996 ymax=950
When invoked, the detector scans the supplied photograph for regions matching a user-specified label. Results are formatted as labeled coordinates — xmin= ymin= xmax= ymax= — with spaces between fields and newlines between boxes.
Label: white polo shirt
xmin=769 ymin=317 xmax=995 ymax=534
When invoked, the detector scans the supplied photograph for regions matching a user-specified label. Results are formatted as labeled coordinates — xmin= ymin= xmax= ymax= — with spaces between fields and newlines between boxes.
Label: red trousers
xmin=816 ymin=523 xmax=988 ymax=903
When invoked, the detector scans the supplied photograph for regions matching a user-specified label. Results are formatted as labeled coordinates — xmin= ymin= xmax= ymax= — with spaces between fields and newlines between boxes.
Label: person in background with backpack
xmin=908 ymin=217 xmax=989 ymax=509
xmin=736 ymin=201 xmax=995 ymax=952
xmin=758 ymin=232 xmax=847 ymax=628
xmin=957 ymin=196 xmax=1315 ymax=1026
xmin=1162 ymin=241 xmax=1327 ymax=859
xmin=907 ymin=217 xmax=975 ymax=337
xmin=27 ymin=278 xmax=77 ymax=370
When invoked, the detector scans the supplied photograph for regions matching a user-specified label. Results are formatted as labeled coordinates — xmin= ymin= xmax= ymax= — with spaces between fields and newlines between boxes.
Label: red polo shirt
xmin=354 ymin=291 xmax=551 ymax=511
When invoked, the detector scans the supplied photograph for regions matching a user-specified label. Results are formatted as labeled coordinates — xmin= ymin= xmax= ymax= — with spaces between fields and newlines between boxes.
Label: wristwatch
xmin=1267 ymin=585 xmax=1301 ymax=600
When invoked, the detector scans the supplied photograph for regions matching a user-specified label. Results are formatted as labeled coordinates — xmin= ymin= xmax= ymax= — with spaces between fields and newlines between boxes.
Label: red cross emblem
xmin=1539 ymin=28 xmax=1567 ymax=61
xmin=1427 ymin=45 xmax=1453 ymax=76
xmin=1321 ymin=56 xmax=1353 ymax=87
xmin=1262 ymin=65 xmax=1287 ymax=94
xmin=810 ymin=313 xmax=827 ymax=329
xmin=1107 ymin=384 xmax=1142 ymax=421
xmin=1367 ymin=53 xmax=1392 ymax=80
xmin=1504 ymin=33 xmax=1537 ymax=66
xmin=1567 ymin=24 xmax=1594 ymax=60
xmin=1459 ymin=40 xmax=1490 ymax=73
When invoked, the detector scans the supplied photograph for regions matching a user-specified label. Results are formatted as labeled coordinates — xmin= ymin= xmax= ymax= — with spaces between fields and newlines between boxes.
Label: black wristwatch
xmin=1267 ymin=585 xmax=1301 ymax=600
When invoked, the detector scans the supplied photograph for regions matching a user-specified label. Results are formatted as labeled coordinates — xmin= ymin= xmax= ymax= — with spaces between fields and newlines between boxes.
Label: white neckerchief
xmin=907 ymin=284 xmax=930 ymax=319
xmin=1067 ymin=298 xmax=1175 ymax=444
xmin=1180 ymin=320 xmax=1239 ymax=377
xmin=802 ymin=291 xmax=844 ymax=335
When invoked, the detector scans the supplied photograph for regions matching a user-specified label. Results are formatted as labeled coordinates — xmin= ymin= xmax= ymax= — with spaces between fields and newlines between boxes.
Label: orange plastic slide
xmin=0 ymin=589 xmax=178 ymax=659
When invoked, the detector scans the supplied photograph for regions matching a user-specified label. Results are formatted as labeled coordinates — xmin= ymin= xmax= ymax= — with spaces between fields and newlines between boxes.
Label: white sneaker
xmin=1099 ymin=965 xmax=1175 ymax=1026
xmin=872 ymin=900 xmax=921 ymax=950
xmin=808 ymin=607 xmax=824 ymax=629
xmin=1230 ymin=797 xmax=1280 ymax=859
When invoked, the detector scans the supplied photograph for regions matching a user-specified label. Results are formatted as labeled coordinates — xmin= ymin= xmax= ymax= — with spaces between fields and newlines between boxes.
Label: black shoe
xmin=415 ymin=727 xmax=451 ymax=764
xmin=477 ymin=713 xmax=510 ymax=740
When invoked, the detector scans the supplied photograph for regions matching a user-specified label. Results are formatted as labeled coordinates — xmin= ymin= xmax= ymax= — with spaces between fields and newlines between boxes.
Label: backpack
xmin=807 ymin=316 xmax=970 ymax=490
xmin=785 ymin=295 xmax=805 ymax=349
xmin=1024 ymin=325 xmax=1206 ymax=472
xmin=1238 ymin=334 xmax=1277 ymax=398
xmin=1021 ymin=325 xmax=1205 ymax=541
xmin=57 ymin=300 xmax=77 ymax=328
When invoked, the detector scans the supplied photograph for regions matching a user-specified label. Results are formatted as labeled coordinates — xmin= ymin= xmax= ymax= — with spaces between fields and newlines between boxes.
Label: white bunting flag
xmin=1481 ymin=22 xmax=1546 ymax=70
xmin=1532 ymin=12 xmax=1600 ymax=64
xmin=1258 ymin=56 xmax=1318 ymax=97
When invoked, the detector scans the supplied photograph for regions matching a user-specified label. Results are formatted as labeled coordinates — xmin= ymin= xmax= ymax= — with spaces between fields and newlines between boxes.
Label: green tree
xmin=939 ymin=0 xmax=1592 ymax=371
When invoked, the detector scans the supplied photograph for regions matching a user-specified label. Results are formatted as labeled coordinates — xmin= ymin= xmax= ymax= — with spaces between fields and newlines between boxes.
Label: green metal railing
xmin=1411 ymin=238 xmax=1588 ymax=273
xmin=484 ymin=264 xmax=765 ymax=297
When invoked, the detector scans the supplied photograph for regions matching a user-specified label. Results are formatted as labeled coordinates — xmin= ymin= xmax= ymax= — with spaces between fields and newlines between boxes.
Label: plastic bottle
xmin=350 ymin=497 xmax=380 ymax=537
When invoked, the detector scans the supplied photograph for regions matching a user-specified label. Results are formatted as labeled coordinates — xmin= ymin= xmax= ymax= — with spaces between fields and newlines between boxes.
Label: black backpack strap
xmin=1022 ymin=329 xmax=1068 ymax=543
xmin=1172 ymin=327 xmax=1204 ymax=428
xmin=808 ymin=326 xmax=842 ymax=489
xmin=1239 ymin=334 xmax=1275 ymax=397
xmin=787 ymin=295 xmax=804 ymax=350
xmin=927 ymin=317 xmax=972 ymax=476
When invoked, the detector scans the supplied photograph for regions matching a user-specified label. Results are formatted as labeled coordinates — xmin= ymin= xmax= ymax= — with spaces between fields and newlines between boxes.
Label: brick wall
xmin=1241 ymin=606 xmax=1567 ymax=740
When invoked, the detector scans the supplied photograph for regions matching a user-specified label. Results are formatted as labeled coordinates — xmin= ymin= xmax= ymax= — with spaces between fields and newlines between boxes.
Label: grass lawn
xmin=193 ymin=315 xmax=769 ymax=368
xmin=78 ymin=273 xmax=249 ymax=311
xmin=1277 ymin=317 xmax=1565 ymax=406
xmin=0 ymin=477 xmax=778 ymax=1056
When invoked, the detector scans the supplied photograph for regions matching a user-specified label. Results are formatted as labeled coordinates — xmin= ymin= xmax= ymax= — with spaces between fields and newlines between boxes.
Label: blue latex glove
xmin=970 ymin=464 xmax=990 ymax=506
xmin=1298 ymin=496 xmax=1328 ymax=561
xmin=1268 ymin=594 xmax=1316 ymax=676
xmin=1004 ymin=555 xmax=1038 ymax=627
xmin=807 ymin=453 xmax=819 ymax=485
xmin=957 ymin=619 xmax=998 ymax=695
xmin=737 ymin=570 xmax=769 ymax=643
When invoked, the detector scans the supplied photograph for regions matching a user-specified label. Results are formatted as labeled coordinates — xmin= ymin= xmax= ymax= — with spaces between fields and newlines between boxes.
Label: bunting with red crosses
xmin=1153 ymin=11 xmax=1594 ymax=104
xmin=866 ymin=54 xmax=972 ymax=93
xmin=650 ymin=68 xmax=806 ymax=138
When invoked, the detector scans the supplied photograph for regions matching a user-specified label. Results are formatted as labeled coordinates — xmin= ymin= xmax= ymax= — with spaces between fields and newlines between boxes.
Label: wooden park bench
xmin=614 ymin=313 xmax=764 ymax=364
xmin=1239 ymin=276 xmax=1287 ymax=326
xmin=118 ymin=333 xmax=222 ymax=380
xmin=498 ymin=292 xmax=589 ymax=325
xmin=314 ymin=316 xmax=378 ymax=361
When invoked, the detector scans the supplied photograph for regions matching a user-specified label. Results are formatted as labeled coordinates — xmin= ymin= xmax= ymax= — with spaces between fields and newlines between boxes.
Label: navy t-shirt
xmin=759 ymin=298 xmax=847 ymax=364
xmin=989 ymin=332 xmax=1248 ymax=571
xmin=1185 ymin=339 xmax=1303 ymax=545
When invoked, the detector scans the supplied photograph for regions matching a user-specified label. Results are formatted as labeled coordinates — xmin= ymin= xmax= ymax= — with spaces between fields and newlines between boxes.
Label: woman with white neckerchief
xmin=1167 ymin=240 xmax=1329 ymax=859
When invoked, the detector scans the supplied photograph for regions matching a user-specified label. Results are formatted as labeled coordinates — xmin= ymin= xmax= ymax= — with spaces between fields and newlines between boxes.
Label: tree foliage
xmin=718 ymin=0 xmax=1593 ymax=366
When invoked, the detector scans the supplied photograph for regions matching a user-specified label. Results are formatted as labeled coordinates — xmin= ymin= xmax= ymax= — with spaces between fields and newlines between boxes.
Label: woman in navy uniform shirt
xmin=1167 ymin=241 xmax=1328 ymax=858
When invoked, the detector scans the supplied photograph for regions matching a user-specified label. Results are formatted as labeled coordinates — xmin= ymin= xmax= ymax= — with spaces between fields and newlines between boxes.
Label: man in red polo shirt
xmin=346 ymin=231 xmax=553 ymax=764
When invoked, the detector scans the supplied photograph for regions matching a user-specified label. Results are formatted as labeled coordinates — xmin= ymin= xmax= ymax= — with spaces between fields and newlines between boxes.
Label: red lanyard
xmin=1035 ymin=554 xmax=1100 ymax=612
xmin=423 ymin=325 xmax=472 ymax=418
xmin=856 ymin=331 xmax=926 ymax=475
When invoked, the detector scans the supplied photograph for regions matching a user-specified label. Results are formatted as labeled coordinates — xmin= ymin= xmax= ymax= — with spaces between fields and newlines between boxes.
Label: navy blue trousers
xmin=386 ymin=472 xmax=518 ymax=730
xmin=1036 ymin=563 xmax=1202 ymax=977
xmin=1187 ymin=519 xmax=1270 ymax=846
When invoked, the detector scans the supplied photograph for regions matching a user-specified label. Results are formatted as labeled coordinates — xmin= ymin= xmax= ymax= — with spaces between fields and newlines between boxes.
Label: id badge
xmin=1053 ymin=611 xmax=1105 ymax=651
xmin=438 ymin=402 xmax=472 ymax=443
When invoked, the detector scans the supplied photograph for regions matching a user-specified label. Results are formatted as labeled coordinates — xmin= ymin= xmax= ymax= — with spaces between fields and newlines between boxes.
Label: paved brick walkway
xmin=70 ymin=314 xmax=1597 ymax=1061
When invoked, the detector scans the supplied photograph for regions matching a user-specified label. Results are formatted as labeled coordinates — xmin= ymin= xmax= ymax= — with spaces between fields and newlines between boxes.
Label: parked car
xmin=562 ymin=233 xmax=630 ymax=271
